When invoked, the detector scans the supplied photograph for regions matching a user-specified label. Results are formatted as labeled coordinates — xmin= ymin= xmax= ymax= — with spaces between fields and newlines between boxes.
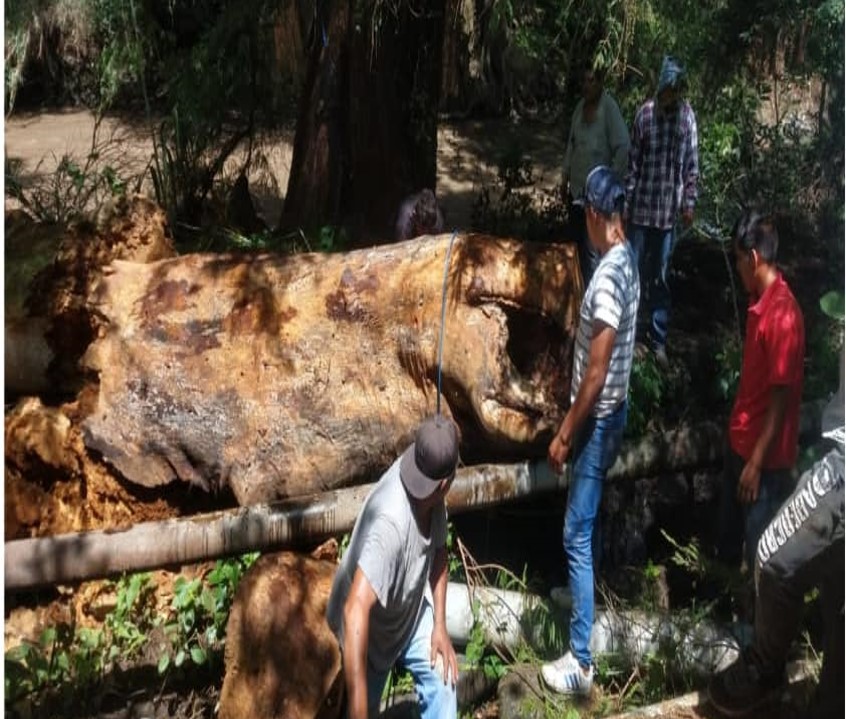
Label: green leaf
xmin=157 ymin=653 xmax=170 ymax=674
xmin=174 ymin=649 xmax=186 ymax=667
xmin=820 ymin=291 xmax=845 ymax=321
xmin=5 ymin=644 xmax=32 ymax=662
xmin=190 ymin=646 xmax=207 ymax=665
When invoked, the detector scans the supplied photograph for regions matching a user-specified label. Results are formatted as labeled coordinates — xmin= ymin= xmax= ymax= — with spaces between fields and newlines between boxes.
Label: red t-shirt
xmin=729 ymin=273 xmax=805 ymax=468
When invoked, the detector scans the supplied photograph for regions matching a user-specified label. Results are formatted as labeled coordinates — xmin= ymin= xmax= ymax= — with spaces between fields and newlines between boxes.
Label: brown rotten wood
xmin=219 ymin=552 xmax=343 ymax=719
xmin=81 ymin=234 xmax=581 ymax=506
xmin=4 ymin=197 xmax=175 ymax=398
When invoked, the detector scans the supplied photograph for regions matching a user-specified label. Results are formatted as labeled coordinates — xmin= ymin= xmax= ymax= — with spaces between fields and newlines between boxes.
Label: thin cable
xmin=436 ymin=231 xmax=458 ymax=416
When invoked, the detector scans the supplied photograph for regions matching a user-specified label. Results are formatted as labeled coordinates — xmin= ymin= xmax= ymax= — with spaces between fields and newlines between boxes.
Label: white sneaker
xmin=541 ymin=650 xmax=593 ymax=695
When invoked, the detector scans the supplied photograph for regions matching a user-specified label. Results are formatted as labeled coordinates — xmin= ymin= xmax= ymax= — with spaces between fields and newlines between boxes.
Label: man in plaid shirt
xmin=624 ymin=55 xmax=699 ymax=366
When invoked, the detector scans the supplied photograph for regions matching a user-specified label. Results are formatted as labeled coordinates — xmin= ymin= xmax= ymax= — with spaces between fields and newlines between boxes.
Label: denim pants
xmin=362 ymin=599 xmax=456 ymax=719
xmin=628 ymin=224 xmax=675 ymax=349
xmin=564 ymin=402 xmax=627 ymax=668
xmin=716 ymin=449 xmax=795 ymax=573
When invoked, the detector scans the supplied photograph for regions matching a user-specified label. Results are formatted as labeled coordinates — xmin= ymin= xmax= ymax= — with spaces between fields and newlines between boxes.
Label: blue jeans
xmin=716 ymin=449 xmax=795 ymax=573
xmin=628 ymin=224 xmax=676 ymax=349
xmin=564 ymin=402 xmax=627 ymax=668
xmin=363 ymin=600 xmax=456 ymax=719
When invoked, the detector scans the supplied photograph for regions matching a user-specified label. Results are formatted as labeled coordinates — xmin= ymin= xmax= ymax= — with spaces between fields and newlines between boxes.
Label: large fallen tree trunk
xmin=79 ymin=233 xmax=581 ymax=505
xmin=5 ymin=421 xmax=724 ymax=590
xmin=4 ymin=198 xmax=176 ymax=397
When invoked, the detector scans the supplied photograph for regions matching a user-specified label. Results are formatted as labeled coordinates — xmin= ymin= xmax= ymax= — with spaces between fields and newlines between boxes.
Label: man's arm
xmin=548 ymin=322 xmax=616 ymax=472
xmin=429 ymin=544 xmax=458 ymax=685
xmin=737 ymin=386 xmax=789 ymax=504
xmin=343 ymin=568 xmax=379 ymax=719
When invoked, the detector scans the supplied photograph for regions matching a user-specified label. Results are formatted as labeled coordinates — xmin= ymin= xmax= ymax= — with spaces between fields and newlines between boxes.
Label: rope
xmin=436 ymin=231 xmax=458 ymax=415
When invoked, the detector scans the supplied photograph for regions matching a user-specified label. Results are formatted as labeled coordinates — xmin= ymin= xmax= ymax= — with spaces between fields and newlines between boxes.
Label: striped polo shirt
xmin=571 ymin=242 xmax=640 ymax=416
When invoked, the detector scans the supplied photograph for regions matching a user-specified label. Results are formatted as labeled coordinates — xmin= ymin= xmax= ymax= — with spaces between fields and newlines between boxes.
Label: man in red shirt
xmin=716 ymin=211 xmax=805 ymax=575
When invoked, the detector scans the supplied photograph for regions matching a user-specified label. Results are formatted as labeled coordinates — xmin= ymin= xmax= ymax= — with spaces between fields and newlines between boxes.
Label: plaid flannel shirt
xmin=625 ymin=98 xmax=699 ymax=230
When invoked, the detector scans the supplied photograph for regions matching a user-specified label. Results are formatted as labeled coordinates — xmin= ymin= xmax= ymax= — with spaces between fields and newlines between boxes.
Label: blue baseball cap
xmin=658 ymin=55 xmax=685 ymax=94
xmin=584 ymin=165 xmax=625 ymax=217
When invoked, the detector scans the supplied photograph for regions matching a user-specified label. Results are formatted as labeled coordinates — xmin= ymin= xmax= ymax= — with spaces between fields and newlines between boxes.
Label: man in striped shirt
xmin=541 ymin=166 xmax=640 ymax=696
xmin=624 ymin=55 xmax=699 ymax=366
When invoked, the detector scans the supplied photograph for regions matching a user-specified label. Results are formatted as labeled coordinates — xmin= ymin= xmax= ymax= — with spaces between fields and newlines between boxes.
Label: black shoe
xmin=707 ymin=653 xmax=782 ymax=717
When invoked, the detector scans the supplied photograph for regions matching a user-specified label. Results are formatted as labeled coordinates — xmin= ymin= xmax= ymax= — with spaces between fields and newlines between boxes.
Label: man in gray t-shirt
xmin=327 ymin=415 xmax=459 ymax=719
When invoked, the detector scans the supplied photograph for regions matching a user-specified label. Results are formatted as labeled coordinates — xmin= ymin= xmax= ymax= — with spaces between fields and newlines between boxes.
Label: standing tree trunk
xmin=282 ymin=0 xmax=352 ymax=232
xmin=283 ymin=0 xmax=446 ymax=242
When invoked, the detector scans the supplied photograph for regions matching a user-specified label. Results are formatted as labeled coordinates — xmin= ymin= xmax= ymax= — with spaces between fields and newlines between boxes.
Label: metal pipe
xmin=4 ymin=420 xmax=725 ymax=591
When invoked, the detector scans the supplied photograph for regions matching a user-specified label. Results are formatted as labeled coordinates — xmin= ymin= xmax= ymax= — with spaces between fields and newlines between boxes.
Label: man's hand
xmin=430 ymin=624 xmax=458 ymax=687
xmin=737 ymin=458 xmax=762 ymax=504
xmin=548 ymin=429 xmax=572 ymax=474
xmin=681 ymin=208 xmax=694 ymax=227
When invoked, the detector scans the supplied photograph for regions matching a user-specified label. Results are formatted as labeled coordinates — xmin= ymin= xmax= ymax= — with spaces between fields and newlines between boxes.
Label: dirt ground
xmin=4 ymin=108 xmax=567 ymax=230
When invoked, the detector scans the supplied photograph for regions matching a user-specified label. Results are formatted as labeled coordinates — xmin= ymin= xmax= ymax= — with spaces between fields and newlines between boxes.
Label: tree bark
xmin=282 ymin=0 xmax=351 ymax=231
xmin=77 ymin=234 xmax=580 ymax=506
xmin=283 ymin=0 xmax=446 ymax=241
xmin=219 ymin=552 xmax=343 ymax=719
xmin=4 ymin=198 xmax=175 ymax=398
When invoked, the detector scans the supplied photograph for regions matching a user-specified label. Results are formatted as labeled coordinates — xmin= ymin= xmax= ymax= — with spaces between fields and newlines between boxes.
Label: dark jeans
xmin=568 ymin=198 xmax=598 ymax=287
xmin=716 ymin=449 xmax=795 ymax=573
xmin=628 ymin=224 xmax=676 ymax=349
xmin=751 ymin=447 xmax=844 ymax=718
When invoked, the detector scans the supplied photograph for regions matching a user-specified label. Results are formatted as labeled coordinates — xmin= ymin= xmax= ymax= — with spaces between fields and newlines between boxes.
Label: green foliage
xmin=316 ymin=225 xmax=349 ymax=253
xmin=661 ymin=530 xmax=707 ymax=581
xmin=446 ymin=522 xmax=465 ymax=582
xmin=471 ymin=149 xmax=567 ymax=244
xmin=805 ymin=290 xmax=845 ymax=400
xmin=3 ymin=571 xmax=157 ymax=715
xmin=820 ymin=290 xmax=845 ymax=321
xmin=714 ymin=334 xmax=742 ymax=406
xmin=90 ymin=0 xmax=147 ymax=106
xmin=626 ymin=351 xmax=667 ymax=437
xmin=5 ymin=116 xmax=131 ymax=224
xmin=150 ymin=106 xmax=207 ymax=227
xmin=5 ymin=553 xmax=257 ymax=715
xmin=159 ymin=553 xmax=257 ymax=675
xmin=104 ymin=572 xmax=157 ymax=659
xmin=463 ymin=603 xmax=508 ymax=681
xmin=4 ymin=25 xmax=30 ymax=114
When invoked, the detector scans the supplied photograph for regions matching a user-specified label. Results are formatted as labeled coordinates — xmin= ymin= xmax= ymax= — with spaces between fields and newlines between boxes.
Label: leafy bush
xmin=471 ymin=150 xmax=568 ymax=243
xmin=158 ymin=553 xmax=258 ymax=675
xmin=5 ymin=554 xmax=258 ymax=716
xmin=626 ymin=352 xmax=668 ymax=437
xmin=5 ymin=115 xmax=132 ymax=224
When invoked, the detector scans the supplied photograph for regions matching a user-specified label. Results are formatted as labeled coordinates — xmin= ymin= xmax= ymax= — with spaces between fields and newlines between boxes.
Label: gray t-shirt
xmin=326 ymin=457 xmax=448 ymax=672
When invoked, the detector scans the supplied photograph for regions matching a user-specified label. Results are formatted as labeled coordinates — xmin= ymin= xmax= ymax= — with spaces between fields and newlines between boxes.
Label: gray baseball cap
xmin=400 ymin=415 xmax=459 ymax=499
